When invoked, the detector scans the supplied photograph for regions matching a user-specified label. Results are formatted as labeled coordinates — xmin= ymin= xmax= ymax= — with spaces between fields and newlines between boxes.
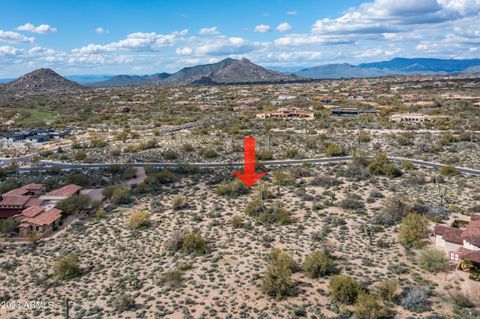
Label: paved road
xmin=11 ymin=156 xmax=480 ymax=176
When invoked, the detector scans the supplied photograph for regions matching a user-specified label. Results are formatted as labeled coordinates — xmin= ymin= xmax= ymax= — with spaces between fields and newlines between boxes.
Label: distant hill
xmin=0 ymin=68 xmax=82 ymax=94
xmin=91 ymin=72 xmax=171 ymax=87
xmin=163 ymin=58 xmax=300 ymax=85
xmin=295 ymin=63 xmax=392 ymax=79
xmin=295 ymin=58 xmax=480 ymax=79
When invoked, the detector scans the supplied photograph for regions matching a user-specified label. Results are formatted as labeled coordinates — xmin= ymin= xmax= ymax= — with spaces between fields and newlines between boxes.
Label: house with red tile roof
xmin=16 ymin=207 xmax=62 ymax=237
xmin=39 ymin=184 xmax=82 ymax=208
xmin=434 ymin=215 xmax=480 ymax=268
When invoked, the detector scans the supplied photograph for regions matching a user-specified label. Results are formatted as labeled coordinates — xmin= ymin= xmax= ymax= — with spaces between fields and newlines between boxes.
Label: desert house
xmin=433 ymin=215 xmax=480 ymax=270
xmin=0 ymin=183 xmax=82 ymax=238
xmin=256 ymin=107 xmax=315 ymax=120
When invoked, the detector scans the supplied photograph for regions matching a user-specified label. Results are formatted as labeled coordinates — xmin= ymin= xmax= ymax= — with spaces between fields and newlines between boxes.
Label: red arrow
xmin=233 ymin=136 xmax=266 ymax=188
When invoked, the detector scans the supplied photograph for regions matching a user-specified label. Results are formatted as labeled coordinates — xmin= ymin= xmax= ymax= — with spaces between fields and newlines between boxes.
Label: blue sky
xmin=0 ymin=0 xmax=479 ymax=77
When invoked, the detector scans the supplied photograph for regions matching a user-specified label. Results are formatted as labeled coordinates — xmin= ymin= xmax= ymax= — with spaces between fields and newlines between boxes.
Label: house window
xmin=449 ymin=251 xmax=459 ymax=261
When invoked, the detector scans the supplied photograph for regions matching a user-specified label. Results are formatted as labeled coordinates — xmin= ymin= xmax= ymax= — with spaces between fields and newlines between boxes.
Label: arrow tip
xmin=233 ymin=171 xmax=266 ymax=188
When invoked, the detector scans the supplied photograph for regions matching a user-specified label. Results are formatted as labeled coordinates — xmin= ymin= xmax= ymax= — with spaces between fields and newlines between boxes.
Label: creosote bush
xmin=378 ymin=279 xmax=399 ymax=302
xmin=302 ymin=251 xmax=337 ymax=278
xmin=53 ymin=253 xmax=81 ymax=280
xmin=418 ymin=247 xmax=449 ymax=273
xmin=216 ymin=179 xmax=249 ymax=197
xmin=172 ymin=195 xmax=188 ymax=210
xmin=128 ymin=211 xmax=151 ymax=229
xmin=167 ymin=230 xmax=207 ymax=255
xmin=354 ymin=293 xmax=388 ymax=319
xmin=261 ymin=248 xmax=296 ymax=299
xmin=368 ymin=152 xmax=402 ymax=178
xmin=329 ymin=275 xmax=362 ymax=305
xmin=231 ymin=215 xmax=243 ymax=229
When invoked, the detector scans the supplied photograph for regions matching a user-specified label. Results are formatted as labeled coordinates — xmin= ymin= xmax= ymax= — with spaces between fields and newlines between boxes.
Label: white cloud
xmin=286 ymin=10 xmax=297 ymax=16
xmin=254 ymin=24 xmax=271 ymax=33
xmin=276 ymin=22 xmax=292 ymax=33
xmin=0 ymin=30 xmax=35 ymax=43
xmin=176 ymin=47 xmax=193 ymax=55
xmin=198 ymin=26 xmax=220 ymax=35
xmin=195 ymin=37 xmax=257 ymax=56
xmin=95 ymin=27 xmax=109 ymax=34
xmin=73 ymin=31 xmax=184 ymax=54
xmin=17 ymin=23 xmax=56 ymax=34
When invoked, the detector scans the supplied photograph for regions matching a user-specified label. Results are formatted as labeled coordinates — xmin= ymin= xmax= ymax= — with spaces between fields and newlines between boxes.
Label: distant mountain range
xmin=1 ymin=57 xmax=480 ymax=94
xmin=91 ymin=72 xmax=171 ymax=87
xmin=294 ymin=57 xmax=480 ymax=79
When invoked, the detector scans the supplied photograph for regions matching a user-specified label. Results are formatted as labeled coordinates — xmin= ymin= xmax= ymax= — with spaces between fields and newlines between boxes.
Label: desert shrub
xmin=401 ymin=160 xmax=416 ymax=170
xmin=27 ymin=231 xmax=42 ymax=244
xmin=400 ymin=288 xmax=431 ymax=313
xmin=378 ymin=279 xmax=398 ymax=302
xmin=261 ymin=249 xmax=296 ymax=299
xmin=398 ymin=213 xmax=428 ymax=248
xmin=231 ymin=215 xmax=243 ymax=229
xmin=257 ymin=202 xmax=293 ymax=225
xmin=418 ymin=247 xmax=448 ymax=273
xmin=128 ymin=211 xmax=151 ymax=229
xmin=324 ymin=142 xmax=345 ymax=157
xmin=182 ymin=143 xmax=194 ymax=152
xmin=283 ymin=148 xmax=299 ymax=159
xmin=158 ymin=269 xmax=183 ymax=287
xmin=330 ymin=275 xmax=362 ymax=305
xmin=111 ymin=186 xmax=131 ymax=205
xmin=215 ymin=179 xmax=249 ymax=197
xmin=440 ymin=165 xmax=459 ymax=176
xmin=257 ymin=150 xmax=274 ymax=160
xmin=172 ymin=195 xmax=188 ymax=210
xmin=0 ymin=218 xmax=17 ymax=234
xmin=311 ymin=176 xmax=343 ymax=188
xmin=121 ymin=167 xmax=137 ymax=180
xmin=176 ymin=231 xmax=207 ymax=255
xmin=340 ymin=194 xmax=365 ymax=211
xmin=358 ymin=130 xmax=371 ymax=143
xmin=374 ymin=196 xmax=411 ymax=225
xmin=272 ymin=171 xmax=295 ymax=186
xmin=199 ymin=148 xmax=218 ymax=158
xmin=0 ymin=180 xmax=20 ymax=194
xmin=368 ymin=152 xmax=402 ymax=178
xmin=163 ymin=149 xmax=178 ymax=160
xmin=343 ymin=163 xmax=372 ymax=180
xmin=66 ymin=173 xmax=90 ymax=186
xmin=450 ymin=292 xmax=475 ymax=309
xmin=112 ymin=293 xmax=135 ymax=312
xmin=53 ymin=253 xmax=81 ymax=279
xmin=396 ymin=133 xmax=414 ymax=146
xmin=245 ymin=199 xmax=292 ymax=225
xmin=354 ymin=293 xmax=388 ymax=319
xmin=56 ymin=194 xmax=91 ymax=215
xmin=302 ymin=251 xmax=337 ymax=278
xmin=96 ymin=207 xmax=106 ymax=219
xmin=145 ymin=169 xmax=175 ymax=185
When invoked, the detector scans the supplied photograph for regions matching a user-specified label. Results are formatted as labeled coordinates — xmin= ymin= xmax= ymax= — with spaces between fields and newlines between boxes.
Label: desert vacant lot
xmin=1 ymin=162 xmax=479 ymax=319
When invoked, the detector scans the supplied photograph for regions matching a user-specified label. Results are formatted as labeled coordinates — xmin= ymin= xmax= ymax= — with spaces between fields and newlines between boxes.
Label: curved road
xmin=9 ymin=156 xmax=480 ymax=176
